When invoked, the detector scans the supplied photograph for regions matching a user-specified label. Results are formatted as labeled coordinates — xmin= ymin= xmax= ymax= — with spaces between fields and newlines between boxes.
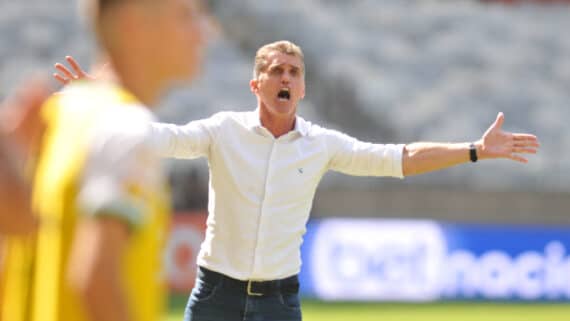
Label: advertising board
xmin=299 ymin=219 xmax=570 ymax=302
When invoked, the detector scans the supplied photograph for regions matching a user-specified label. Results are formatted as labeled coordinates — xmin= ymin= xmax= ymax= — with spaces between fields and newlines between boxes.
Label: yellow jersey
xmin=1 ymin=82 xmax=170 ymax=321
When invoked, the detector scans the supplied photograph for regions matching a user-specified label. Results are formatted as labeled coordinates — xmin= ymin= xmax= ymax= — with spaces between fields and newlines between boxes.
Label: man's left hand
xmin=476 ymin=112 xmax=540 ymax=163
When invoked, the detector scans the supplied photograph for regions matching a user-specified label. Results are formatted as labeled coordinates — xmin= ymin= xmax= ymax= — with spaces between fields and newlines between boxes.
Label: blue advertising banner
xmin=299 ymin=219 xmax=570 ymax=302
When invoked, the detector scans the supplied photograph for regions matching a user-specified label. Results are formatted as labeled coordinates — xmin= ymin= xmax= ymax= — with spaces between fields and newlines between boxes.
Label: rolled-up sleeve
xmin=324 ymin=129 xmax=405 ymax=178
xmin=149 ymin=116 xmax=218 ymax=159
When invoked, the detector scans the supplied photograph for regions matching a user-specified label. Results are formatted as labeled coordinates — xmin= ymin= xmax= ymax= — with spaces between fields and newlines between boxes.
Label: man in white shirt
xmin=150 ymin=41 xmax=539 ymax=321
xmin=54 ymin=40 xmax=539 ymax=321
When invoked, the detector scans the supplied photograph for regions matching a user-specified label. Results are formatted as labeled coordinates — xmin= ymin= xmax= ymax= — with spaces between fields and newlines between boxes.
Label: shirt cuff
xmin=393 ymin=144 xmax=406 ymax=179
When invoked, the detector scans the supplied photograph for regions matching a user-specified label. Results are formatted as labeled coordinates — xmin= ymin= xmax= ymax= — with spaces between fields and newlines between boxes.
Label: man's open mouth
xmin=277 ymin=88 xmax=291 ymax=100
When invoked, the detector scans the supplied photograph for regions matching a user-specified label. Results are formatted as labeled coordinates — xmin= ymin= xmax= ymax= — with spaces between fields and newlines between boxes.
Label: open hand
xmin=477 ymin=112 xmax=540 ymax=163
xmin=53 ymin=56 xmax=96 ymax=85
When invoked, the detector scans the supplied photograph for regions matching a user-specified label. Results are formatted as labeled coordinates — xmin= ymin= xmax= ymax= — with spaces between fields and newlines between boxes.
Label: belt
xmin=198 ymin=267 xmax=300 ymax=297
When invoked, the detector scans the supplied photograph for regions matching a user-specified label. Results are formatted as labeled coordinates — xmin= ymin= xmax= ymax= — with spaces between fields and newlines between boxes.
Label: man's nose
xmin=281 ymin=73 xmax=291 ymax=84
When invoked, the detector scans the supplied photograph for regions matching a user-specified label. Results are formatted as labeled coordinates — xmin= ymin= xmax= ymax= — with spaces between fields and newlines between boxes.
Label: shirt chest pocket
xmin=270 ymin=150 xmax=327 ymax=205
xmin=283 ymin=166 xmax=322 ymax=203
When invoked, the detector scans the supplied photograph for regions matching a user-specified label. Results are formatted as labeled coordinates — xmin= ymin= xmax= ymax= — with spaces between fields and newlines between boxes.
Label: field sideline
xmin=166 ymin=296 xmax=570 ymax=321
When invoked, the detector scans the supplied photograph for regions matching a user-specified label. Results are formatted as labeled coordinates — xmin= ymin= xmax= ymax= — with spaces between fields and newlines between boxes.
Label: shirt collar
xmin=294 ymin=115 xmax=309 ymax=137
xmin=247 ymin=109 xmax=309 ymax=137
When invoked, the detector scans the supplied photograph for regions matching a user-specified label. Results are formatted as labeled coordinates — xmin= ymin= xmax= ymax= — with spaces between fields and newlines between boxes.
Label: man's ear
xmin=249 ymin=79 xmax=258 ymax=94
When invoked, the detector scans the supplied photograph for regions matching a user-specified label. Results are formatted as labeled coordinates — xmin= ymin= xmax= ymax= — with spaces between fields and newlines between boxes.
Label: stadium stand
xmin=207 ymin=0 xmax=570 ymax=223
xmin=0 ymin=0 xmax=568 ymax=223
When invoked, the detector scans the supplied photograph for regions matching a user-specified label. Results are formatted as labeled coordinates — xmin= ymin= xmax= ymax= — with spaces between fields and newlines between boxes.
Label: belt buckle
xmin=247 ymin=280 xmax=263 ymax=296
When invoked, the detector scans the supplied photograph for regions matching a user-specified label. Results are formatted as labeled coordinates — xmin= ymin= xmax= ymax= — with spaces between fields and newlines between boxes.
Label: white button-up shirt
xmin=150 ymin=110 xmax=404 ymax=281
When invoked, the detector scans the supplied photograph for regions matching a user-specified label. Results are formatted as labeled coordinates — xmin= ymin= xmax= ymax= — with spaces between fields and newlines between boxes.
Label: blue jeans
xmin=184 ymin=267 xmax=302 ymax=321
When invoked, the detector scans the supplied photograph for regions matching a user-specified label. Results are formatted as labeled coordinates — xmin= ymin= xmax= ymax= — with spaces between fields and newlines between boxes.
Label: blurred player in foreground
xmin=55 ymin=39 xmax=540 ymax=321
xmin=1 ymin=1 xmax=207 ymax=321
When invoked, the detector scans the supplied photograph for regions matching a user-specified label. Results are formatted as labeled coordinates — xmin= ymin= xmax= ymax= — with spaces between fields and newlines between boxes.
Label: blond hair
xmin=253 ymin=40 xmax=305 ymax=79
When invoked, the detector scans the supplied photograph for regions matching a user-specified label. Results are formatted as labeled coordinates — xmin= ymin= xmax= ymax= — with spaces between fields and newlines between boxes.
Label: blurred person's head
xmin=81 ymin=0 xmax=207 ymax=105
xmin=250 ymin=41 xmax=306 ymax=119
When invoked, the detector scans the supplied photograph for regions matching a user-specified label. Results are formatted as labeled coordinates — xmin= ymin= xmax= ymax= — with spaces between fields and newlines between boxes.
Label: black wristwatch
xmin=469 ymin=143 xmax=478 ymax=163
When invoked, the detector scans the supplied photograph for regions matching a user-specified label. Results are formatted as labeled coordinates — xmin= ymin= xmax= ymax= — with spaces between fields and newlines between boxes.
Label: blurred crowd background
xmin=0 ymin=0 xmax=568 ymax=225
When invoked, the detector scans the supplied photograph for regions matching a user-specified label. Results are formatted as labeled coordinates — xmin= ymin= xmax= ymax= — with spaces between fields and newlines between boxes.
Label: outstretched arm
xmin=402 ymin=113 xmax=539 ymax=176
xmin=53 ymin=56 xmax=214 ymax=160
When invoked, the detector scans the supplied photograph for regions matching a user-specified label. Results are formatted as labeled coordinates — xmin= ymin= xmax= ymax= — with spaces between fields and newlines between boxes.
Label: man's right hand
xmin=53 ymin=56 xmax=96 ymax=85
